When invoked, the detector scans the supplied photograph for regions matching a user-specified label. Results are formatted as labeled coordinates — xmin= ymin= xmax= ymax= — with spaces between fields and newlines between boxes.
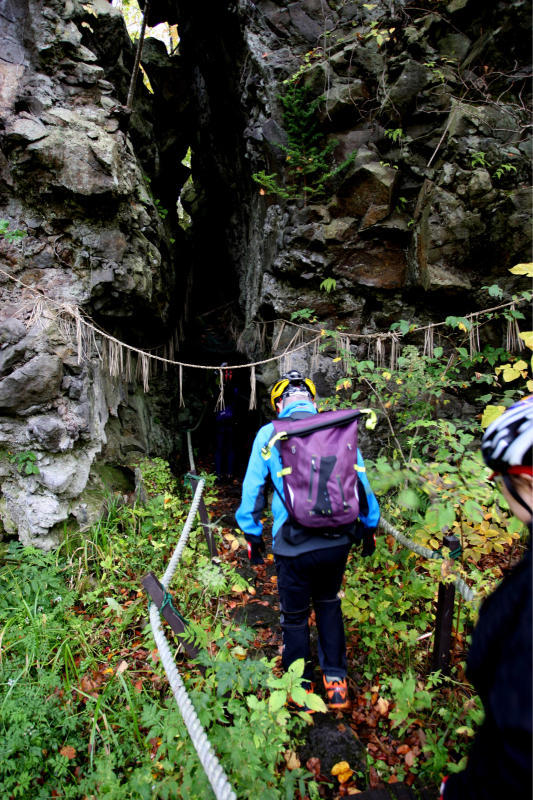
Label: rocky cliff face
xmin=0 ymin=0 xmax=530 ymax=546
xmin=170 ymin=0 xmax=530 ymax=330
xmin=0 ymin=0 xmax=188 ymax=546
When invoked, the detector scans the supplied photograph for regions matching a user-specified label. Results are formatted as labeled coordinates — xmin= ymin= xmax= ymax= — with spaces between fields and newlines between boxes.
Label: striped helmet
xmin=481 ymin=395 xmax=533 ymax=473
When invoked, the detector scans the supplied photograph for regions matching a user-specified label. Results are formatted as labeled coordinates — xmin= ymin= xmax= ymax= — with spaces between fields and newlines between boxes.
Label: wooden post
xmin=188 ymin=472 xmax=219 ymax=559
xmin=142 ymin=571 xmax=202 ymax=664
xmin=432 ymin=533 xmax=461 ymax=674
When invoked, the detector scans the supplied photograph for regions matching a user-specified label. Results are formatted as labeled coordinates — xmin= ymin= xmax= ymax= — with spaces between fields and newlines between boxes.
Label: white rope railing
xmin=149 ymin=479 xmax=237 ymax=800
xmin=379 ymin=517 xmax=476 ymax=603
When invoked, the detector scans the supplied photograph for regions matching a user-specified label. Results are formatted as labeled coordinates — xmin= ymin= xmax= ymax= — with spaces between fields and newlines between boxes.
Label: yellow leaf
xmin=527 ymin=380 xmax=533 ymax=392
xmin=333 ymin=357 xmax=342 ymax=362
xmin=382 ymin=371 xmax=391 ymax=380
xmin=502 ymin=367 xmax=520 ymax=382
xmin=519 ymin=331 xmax=533 ymax=350
xmin=481 ymin=405 xmax=505 ymax=428
xmin=231 ymin=584 xmax=245 ymax=593
xmin=331 ymin=761 xmax=352 ymax=776
xmin=284 ymin=750 xmax=301 ymax=770
xmin=231 ymin=645 xmax=247 ymax=660
xmin=376 ymin=696 xmax=390 ymax=716
xmin=514 ymin=360 xmax=528 ymax=371
xmin=509 ymin=262 xmax=533 ymax=277
xmin=458 ymin=322 xmax=467 ymax=332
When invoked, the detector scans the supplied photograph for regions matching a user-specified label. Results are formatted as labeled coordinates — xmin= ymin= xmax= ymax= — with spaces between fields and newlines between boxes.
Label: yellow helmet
xmin=270 ymin=370 xmax=316 ymax=411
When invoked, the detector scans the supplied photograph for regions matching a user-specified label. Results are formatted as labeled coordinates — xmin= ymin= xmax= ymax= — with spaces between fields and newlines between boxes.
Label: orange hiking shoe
xmin=289 ymin=682 xmax=316 ymax=713
xmin=323 ymin=675 xmax=350 ymax=711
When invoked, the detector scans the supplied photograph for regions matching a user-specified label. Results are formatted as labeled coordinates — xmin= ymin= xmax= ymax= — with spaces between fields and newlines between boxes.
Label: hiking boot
xmin=289 ymin=681 xmax=316 ymax=713
xmin=323 ymin=675 xmax=350 ymax=711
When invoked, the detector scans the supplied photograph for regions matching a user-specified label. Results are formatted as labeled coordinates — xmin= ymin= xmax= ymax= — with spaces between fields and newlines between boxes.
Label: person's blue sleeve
xmin=357 ymin=448 xmax=380 ymax=529
xmin=235 ymin=426 xmax=272 ymax=539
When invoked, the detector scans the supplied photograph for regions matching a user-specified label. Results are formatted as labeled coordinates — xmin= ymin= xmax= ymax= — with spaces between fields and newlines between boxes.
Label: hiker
xmin=235 ymin=371 xmax=380 ymax=710
xmin=214 ymin=364 xmax=238 ymax=482
xmin=441 ymin=396 xmax=532 ymax=799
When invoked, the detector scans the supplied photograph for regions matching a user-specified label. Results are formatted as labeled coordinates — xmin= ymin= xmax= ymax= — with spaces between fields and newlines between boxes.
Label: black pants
xmin=275 ymin=543 xmax=351 ymax=683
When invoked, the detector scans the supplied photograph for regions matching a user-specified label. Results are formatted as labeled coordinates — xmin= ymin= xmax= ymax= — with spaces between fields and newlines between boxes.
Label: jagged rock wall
xmin=0 ymin=0 xmax=530 ymax=547
xmin=168 ymin=0 xmax=530 ymax=376
xmin=0 ymin=0 xmax=188 ymax=547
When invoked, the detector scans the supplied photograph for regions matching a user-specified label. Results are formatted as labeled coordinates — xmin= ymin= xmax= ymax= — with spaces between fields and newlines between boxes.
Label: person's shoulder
xmin=252 ymin=420 xmax=275 ymax=445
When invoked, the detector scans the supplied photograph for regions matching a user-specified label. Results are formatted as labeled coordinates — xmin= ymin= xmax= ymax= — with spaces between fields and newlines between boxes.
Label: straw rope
xmin=0 ymin=268 xmax=526 ymax=388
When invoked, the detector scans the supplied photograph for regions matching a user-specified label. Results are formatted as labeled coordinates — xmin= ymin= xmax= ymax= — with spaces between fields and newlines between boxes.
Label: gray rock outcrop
xmin=0 ymin=0 xmax=186 ymax=547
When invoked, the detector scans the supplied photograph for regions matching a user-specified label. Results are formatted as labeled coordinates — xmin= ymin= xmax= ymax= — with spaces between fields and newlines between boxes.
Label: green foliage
xmin=319 ymin=277 xmax=337 ymax=293
xmin=290 ymin=308 xmax=317 ymax=322
xmin=322 ymin=321 xmax=529 ymax=562
xmin=267 ymin=658 xmax=327 ymax=714
xmin=385 ymin=128 xmax=403 ymax=144
xmin=252 ymin=81 xmax=356 ymax=202
xmin=0 ymin=461 xmax=318 ymax=799
xmin=154 ymin=198 xmax=168 ymax=219
xmin=365 ymin=20 xmax=395 ymax=47
xmin=0 ymin=219 xmax=27 ymax=243
xmin=137 ymin=456 xmax=178 ymax=494
xmin=470 ymin=151 xmax=487 ymax=168
xmin=469 ymin=151 xmax=518 ymax=180
xmin=493 ymin=162 xmax=517 ymax=180
xmin=8 ymin=450 xmax=39 ymax=475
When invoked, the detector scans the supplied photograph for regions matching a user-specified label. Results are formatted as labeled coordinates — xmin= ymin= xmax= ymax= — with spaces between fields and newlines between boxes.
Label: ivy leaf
xmin=288 ymin=658 xmax=305 ymax=677
xmin=425 ymin=503 xmax=455 ymax=532
xmin=398 ymin=489 xmax=420 ymax=510
xmin=487 ymin=284 xmax=504 ymax=298
xmin=518 ymin=331 xmax=533 ymax=350
xmin=502 ymin=366 xmax=521 ymax=382
xmin=509 ymin=262 xmax=533 ymax=277
xmin=268 ymin=690 xmax=286 ymax=713
xmin=105 ymin=597 xmax=123 ymax=615
xmin=305 ymin=692 xmax=328 ymax=713
xmin=290 ymin=687 xmax=309 ymax=707
xmin=481 ymin=405 xmax=505 ymax=428
xmin=463 ymin=499 xmax=483 ymax=524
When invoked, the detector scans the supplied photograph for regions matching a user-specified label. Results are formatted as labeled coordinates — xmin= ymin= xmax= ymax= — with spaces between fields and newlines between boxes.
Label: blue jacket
xmin=235 ymin=400 xmax=380 ymax=556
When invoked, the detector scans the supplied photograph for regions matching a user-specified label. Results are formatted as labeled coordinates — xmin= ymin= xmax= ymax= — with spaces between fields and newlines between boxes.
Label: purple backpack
xmin=264 ymin=409 xmax=364 ymax=529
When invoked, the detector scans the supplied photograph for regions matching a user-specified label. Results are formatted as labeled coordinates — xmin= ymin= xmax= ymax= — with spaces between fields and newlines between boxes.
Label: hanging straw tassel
xmin=125 ymin=349 xmax=133 ymax=383
xmin=389 ymin=334 xmax=399 ymax=371
xmin=273 ymin=321 xmax=286 ymax=351
xmin=341 ymin=335 xmax=352 ymax=375
xmin=469 ymin=321 xmax=481 ymax=359
xmin=423 ymin=326 xmax=434 ymax=358
xmin=374 ymin=337 xmax=384 ymax=368
xmin=310 ymin=336 xmax=319 ymax=374
xmin=215 ymin=368 xmax=225 ymax=411
xmin=141 ymin=352 xmax=150 ymax=392
xmin=179 ymin=364 xmax=184 ymax=408
xmin=249 ymin=365 xmax=257 ymax=410
xmin=505 ymin=303 xmax=523 ymax=352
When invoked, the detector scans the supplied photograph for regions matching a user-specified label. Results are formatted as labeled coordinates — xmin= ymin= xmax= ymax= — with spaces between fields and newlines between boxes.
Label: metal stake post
xmin=432 ymin=533 xmax=461 ymax=674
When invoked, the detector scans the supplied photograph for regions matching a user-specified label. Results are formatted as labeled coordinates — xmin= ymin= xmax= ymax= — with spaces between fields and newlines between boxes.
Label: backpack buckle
xmin=261 ymin=430 xmax=288 ymax=460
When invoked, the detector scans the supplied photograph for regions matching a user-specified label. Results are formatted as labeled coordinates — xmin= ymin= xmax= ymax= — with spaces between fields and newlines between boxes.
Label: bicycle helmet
xmin=270 ymin=370 xmax=316 ymax=411
xmin=481 ymin=395 xmax=533 ymax=516
xmin=481 ymin=395 xmax=533 ymax=473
